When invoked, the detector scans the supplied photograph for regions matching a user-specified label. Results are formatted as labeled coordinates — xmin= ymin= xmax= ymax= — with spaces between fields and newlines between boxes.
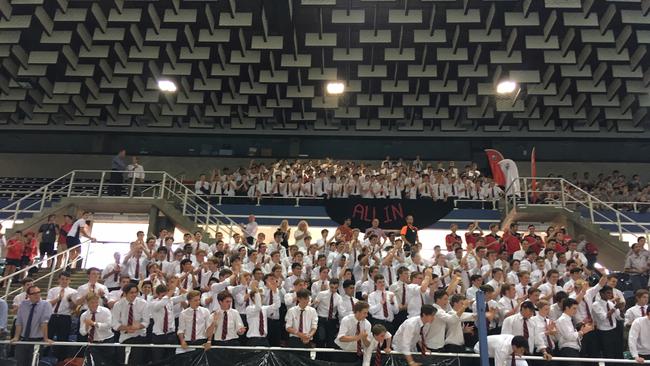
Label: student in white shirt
xmin=362 ymin=323 xmax=392 ymax=366
xmin=80 ymin=294 xmax=114 ymax=363
xmin=392 ymin=304 xmax=436 ymax=366
xmin=628 ymin=311 xmax=650 ymax=363
xmin=177 ymin=290 xmax=211 ymax=353
xmin=335 ymin=301 xmax=372 ymax=363
xmin=313 ymin=278 xmax=342 ymax=348
xmin=500 ymin=301 xmax=537 ymax=355
xmin=46 ymin=272 xmax=77 ymax=361
xmin=625 ymin=289 xmax=648 ymax=327
xmin=209 ymin=290 xmax=246 ymax=346
xmin=555 ymin=298 xmax=594 ymax=365
xmin=444 ymin=294 xmax=476 ymax=352
xmin=473 ymin=334 xmax=529 ymax=366
xmin=245 ymin=280 xmax=281 ymax=346
xmin=149 ymin=284 xmax=183 ymax=362
xmin=367 ymin=275 xmax=399 ymax=331
xmin=591 ymin=286 xmax=624 ymax=359
xmin=285 ymin=289 xmax=318 ymax=348
xmin=111 ymin=283 xmax=149 ymax=365
xmin=529 ymin=300 xmax=556 ymax=360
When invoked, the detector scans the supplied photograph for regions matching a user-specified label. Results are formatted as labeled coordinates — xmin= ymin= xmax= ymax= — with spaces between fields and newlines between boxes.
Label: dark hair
xmin=371 ymin=323 xmax=387 ymax=336
xmin=450 ymin=294 xmax=466 ymax=307
xmin=180 ymin=259 xmax=192 ymax=266
xmin=562 ymin=297 xmax=578 ymax=311
xmin=599 ymin=285 xmax=613 ymax=295
xmin=123 ymin=283 xmax=138 ymax=294
xmin=520 ymin=301 xmax=536 ymax=312
xmin=217 ymin=290 xmax=233 ymax=302
xmin=59 ymin=271 xmax=71 ymax=279
xmin=434 ymin=289 xmax=448 ymax=302
xmin=296 ymin=289 xmax=311 ymax=300
xmin=511 ymin=335 xmax=528 ymax=351
xmin=343 ymin=279 xmax=356 ymax=289
xmin=155 ymin=284 xmax=168 ymax=294
xmin=353 ymin=301 xmax=369 ymax=313
xmin=420 ymin=304 xmax=437 ymax=316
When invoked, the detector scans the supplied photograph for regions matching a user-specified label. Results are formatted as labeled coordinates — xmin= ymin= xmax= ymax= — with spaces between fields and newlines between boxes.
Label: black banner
xmin=324 ymin=198 xmax=455 ymax=230
xmin=86 ymin=347 xmax=461 ymax=366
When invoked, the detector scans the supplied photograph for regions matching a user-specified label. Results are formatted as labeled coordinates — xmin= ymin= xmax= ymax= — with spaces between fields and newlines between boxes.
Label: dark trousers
xmin=267 ymin=318 xmax=283 ymax=346
xmin=598 ymin=328 xmax=623 ymax=363
xmin=581 ymin=330 xmax=600 ymax=357
xmin=212 ymin=339 xmax=241 ymax=346
xmin=559 ymin=347 xmax=582 ymax=366
xmin=393 ymin=310 xmax=408 ymax=331
xmin=116 ymin=335 xmax=146 ymax=365
xmin=86 ymin=338 xmax=114 ymax=366
xmin=288 ymin=337 xmax=311 ymax=349
xmin=16 ymin=337 xmax=44 ymax=366
xmin=109 ymin=171 xmax=124 ymax=196
xmin=48 ymin=314 xmax=71 ymax=360
xmin=247 ymin=337 xmax=269 ymax=347
xmin=316 ymin=317 xmax=339 ymax=348
xmin=151 ymin=332 xmax=177 ymax=362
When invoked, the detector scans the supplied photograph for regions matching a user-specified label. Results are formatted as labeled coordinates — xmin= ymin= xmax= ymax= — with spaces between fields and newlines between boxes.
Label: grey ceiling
xmin=0 ymin=0 xmax=649 ymax=137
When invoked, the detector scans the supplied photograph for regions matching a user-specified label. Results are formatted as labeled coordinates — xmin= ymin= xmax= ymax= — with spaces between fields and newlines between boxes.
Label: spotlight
xmin=326 ymin=82 xmax=345 ymax=95
xmin=157 ymin=80 xmax=177 ymax=92
xmin=496 ymin=80 xmax=517 ymax=94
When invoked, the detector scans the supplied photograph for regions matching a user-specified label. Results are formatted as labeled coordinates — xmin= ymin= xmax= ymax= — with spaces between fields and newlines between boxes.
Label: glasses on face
xmin=28 ymin=292 xmax=40 ymax=296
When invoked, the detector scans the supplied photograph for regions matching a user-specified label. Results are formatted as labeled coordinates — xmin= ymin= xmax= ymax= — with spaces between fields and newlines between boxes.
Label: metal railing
xmin=0 ymin=242 xmax=85 ymax=300
xmin=0 ymin=170 xmax=241 ymax=245
xmin=0 ymin=340 xmax=647 ymax=366
xmin=504 ymin=177 xmax=650 ymax=241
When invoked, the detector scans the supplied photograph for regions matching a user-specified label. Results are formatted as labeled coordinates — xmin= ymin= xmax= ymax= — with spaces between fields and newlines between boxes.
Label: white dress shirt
xmin=47 ymin=286 xmax=78 ymax=316
xmin=149 ymin=295 xmax=183 ymax=335
xmin=500 ymin=313 xmax=536 ymax=352
xmin=591 ymin=298 xmax=621 ymax=331
xmin=245 ymin=293 xmax=281 ymax=338
xmin=102 ymin=262 xmax=122 ymax=289
xmin=177 ymin=306 xmax=211 ymax=341
xmin=629 ymin=316 xmax=650 ymax=358
xmin=213 ymin=308 xmax=244 ymax=341
xmin=76 ymin=282 xmax=109 ymax=310
xmin=111 ymin=297 xmax=149 ymax=341
xmin=124 ymin=256 xmax=148 ymax=281
xmin=314 ymin=290 xmax=342 ymax=319
xmin=425 ymin=304 xmax=452 ymax=350
xmin=625 ymin=304 xmax=648 ymax=326
xmin=368 ymin=290 xmax=399 ymax=321
xmin=555 ymin=313 xmax=581 ymax=351
xmin=79 ymin=306 xmax=113 ymax=342
xmin=393 ymin=316 xmax=425 ymax=353
xmin=473 ymin=334 xmax=523 ymax=366
xmin=406 ymin=284 xmax=426 ymax=318
xmin=334 ymin=314 xmax=372 ymax=351
xmin=530 ymin=315 xmax=555 ymax=352
xmin=338 ymin=294 xmax=357 ymax=319
xmin=285 ymin=305 xmax=318 ymax=337
xmin=362 ymin=332 xmax=392 ymax=366
xmin=444 ymin=311 xmax=475 ymax=347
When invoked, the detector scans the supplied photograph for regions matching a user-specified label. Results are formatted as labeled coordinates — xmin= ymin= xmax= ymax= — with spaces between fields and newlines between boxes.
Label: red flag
xmin=531 ymin=147 xmax=537 ymax=203
xmin=484 ymin=149 xmax=506 ymax=186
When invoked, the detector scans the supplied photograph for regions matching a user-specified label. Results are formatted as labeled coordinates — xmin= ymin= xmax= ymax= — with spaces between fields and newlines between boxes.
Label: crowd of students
xmin=194 ymin=158 xmax=504 ymax=201
xmin=3 ymin=213 xmax=650 ymax=366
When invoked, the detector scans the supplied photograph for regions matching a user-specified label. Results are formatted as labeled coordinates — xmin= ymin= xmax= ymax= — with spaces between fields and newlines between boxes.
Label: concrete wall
xmin=0 ymin=153 xmax=649 ymax=181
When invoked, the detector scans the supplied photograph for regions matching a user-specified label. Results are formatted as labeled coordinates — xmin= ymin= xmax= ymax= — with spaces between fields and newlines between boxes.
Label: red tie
xmin=382 ymin=292 xmax=389 ymax=318
xmin=606 ymin=302 xmax=614 ymax=326
xmin=387 ymin=267 xmax=393 ymax=286
xmin=298 ymin=309 xmax=304 ymax=333
xmin=374 ymin=344 xmax=382 ymax=366
xmin=259 ymin=309 xmax=265 ymax=336
xmin=356 ymin=321 xmax=362 ymax=356
xmin=328 ymin=293 xmax=334 ymax=320
xmin=269 ymin=291 xmax=274 ymax=305
xmin=419 ymin=326 xmax=427 ymax=355
xmin=54 ymin=290 xmax=63 ymax=314
xmin=134 ymin=258 xmax=140 ymax=279
xmin=545 ymin=320 xmax=554 ymax=350
xmin=221 ymin=311 xmax=228 ymax=340
xmin=162 ymin=306 xmax=169 ymax=334
xmin=191 ymin=309 xmax=197 ymax=341
xmin=113 ymin=264 xmax=119 ymax=282
xmin=584 ymin=301 xmax=592 ymax=322
xmin=183 ymin=275 xmax=189 ymax=289
xmin=88 ymin=312 xmax=96 ymax=342
xmin=523 ymin=318 xmax=529 ymax=339
xmin=642 ymin=306 xmax=646 ymax=317
xmin=401 ymin=283 xmax=406 ymax=306
xmin=511 ymin=353 xmax=516 ymax=366
xmin=127 ymin=303 xmax=134 ymax=326
xmin=350 ymin=297 xmax=355 ymax=310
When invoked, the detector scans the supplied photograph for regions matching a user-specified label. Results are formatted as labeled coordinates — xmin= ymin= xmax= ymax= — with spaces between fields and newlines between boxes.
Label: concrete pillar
xmin=147 ymin=205 xmax=160 ymax=238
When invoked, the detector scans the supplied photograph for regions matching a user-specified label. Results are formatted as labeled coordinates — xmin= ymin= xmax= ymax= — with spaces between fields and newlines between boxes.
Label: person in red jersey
xmin=445 ymin=224 xmax=463 ymax=252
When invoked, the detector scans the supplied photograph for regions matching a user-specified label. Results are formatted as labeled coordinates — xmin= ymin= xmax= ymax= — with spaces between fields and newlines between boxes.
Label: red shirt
xmin=337 ymin=225 xmax=353 ymax=242
xmin=523 ymin=234 xmax=543 ymax=254
xmin=502 ymin=232 xmax=521 ymax=255
xmin=22 ymin=239 xmax=38 ymax=260
xmin=464 ymin=233 xmax=481 ymax=250
xmin=484 ymin=233 xmax=501 ymax=252
xmin=6 ymin=239 xmax=24 ymax=259
xmin=445 ymin=233 xmax=463 ymax=251
xmin=59 ymin=223 xmax=72 ymax=245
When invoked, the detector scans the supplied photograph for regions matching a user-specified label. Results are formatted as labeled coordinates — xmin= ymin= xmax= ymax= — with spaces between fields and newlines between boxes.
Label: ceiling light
xmin=326 ymin=82 xmax=345 ymax=95
xmin=158 ymin=80 xmax=177 ymax=92
xmin=496 ymin=80 xmax=517 ymax=94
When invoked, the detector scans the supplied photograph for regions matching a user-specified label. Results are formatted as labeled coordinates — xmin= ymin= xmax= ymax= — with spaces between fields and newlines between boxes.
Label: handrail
xmin=0 ymin=340 xmax=647 ymax=365
xmin=0 ymin=241 xmax=86 ymax=300
xmin=505 ymin=177 xmax=650 ymax=241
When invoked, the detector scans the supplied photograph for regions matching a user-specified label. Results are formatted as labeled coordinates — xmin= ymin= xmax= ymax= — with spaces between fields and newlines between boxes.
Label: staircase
xmin=503 ymin=177 xmax=649 ymax=270
xmin=0 ymin=170 xmax=240 ymax=242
